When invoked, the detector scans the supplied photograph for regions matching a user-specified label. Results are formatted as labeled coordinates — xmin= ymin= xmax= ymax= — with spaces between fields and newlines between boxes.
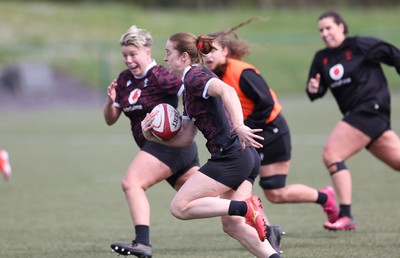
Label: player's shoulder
xmin=353 ymin=35 xmax=381 ymax=43
xmin=116 ymin=69 xmax=133 ymax=86
xmin=352 ymin=35 xmax=386 ymax=53
xmin=150 ymin=65 xmax=173 ymax=76
xmin=149 ymin=65 xmax=176 ymax=79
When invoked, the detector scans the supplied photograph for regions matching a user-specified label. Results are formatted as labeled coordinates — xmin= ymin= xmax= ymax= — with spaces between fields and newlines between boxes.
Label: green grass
xmin=1 ymin=93 xmax=400 ymax=257
xmin=1 ymin=2 xmax=400 ymax=257
xmin=0 ymin=2 xmax=399 ymax=92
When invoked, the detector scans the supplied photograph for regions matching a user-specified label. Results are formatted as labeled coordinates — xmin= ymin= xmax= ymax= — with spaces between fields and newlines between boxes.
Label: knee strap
xmin=327 ymin=161 xmax=347 ymax=176
xmin=259 ymin=175 xmax=287 ymax=190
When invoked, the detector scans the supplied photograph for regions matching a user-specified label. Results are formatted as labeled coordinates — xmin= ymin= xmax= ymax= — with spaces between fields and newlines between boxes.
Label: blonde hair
xmin=119 ymin=25 xmax=152 ymax=48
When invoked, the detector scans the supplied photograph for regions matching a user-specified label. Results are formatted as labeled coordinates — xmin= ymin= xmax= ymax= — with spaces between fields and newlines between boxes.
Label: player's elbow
xmin=104 ymin=118 xmax=115 ymax=126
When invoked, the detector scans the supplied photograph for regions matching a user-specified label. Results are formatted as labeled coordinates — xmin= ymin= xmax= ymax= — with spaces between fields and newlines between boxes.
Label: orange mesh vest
xmin=221 ymin=58 xmax=282 ymax=124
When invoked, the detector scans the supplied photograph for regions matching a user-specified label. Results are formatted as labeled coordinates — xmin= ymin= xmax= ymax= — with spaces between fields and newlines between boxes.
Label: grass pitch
xmin=1 ymin=2 xmax=400 ymax=257
xmin=1 ymin=93 xmax=400 ymax=257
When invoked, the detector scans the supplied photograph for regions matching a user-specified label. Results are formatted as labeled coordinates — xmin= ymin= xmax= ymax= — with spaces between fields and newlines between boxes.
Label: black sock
xmin=339 ymin=204 xmax=351 ymax=218
xmin=134 ymin=225 xmax=150 ymax=246
xmin=269 ymin=253 xmax=281 ymax=258
xmin=316 ymin=191 xmax=328 ymax=205
xmin=228 ymin=200 xmax=247 ymax=216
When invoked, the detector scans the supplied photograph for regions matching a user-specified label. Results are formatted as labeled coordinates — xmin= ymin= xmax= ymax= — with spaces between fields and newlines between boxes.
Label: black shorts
xmin=142 ymin=141 xmax=200 ymax=187
xmin=199 ymin=137 xmax=260 ymax=190
xmin=343 ymin=105 xmax=391 ymax=145
xmin=256 ymin=114 xmax=291 ymax=165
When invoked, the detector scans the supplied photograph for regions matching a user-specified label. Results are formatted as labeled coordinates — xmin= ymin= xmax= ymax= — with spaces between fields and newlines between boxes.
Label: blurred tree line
xmin=8 ymin=0 xmax=400 ymax=9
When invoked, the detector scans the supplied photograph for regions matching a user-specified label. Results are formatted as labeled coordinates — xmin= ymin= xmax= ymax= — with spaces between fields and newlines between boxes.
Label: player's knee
xmin=263 ymin=189 xmax=286 ymax=204
xmin=121 ymin=177 xmax=131 ymax=192
xmin=390 ymin=161 xmax=400 ymax=171
xmin=169 ymin=199 xmax=188 ymax=220
xmin=220 ymin=217 xmax=236 ymax=236
xmin=221 ymin=216 xmax=243 ymax=238
xmin=121 ymin=176 xmax=150 ymax=193
xmin=327 ymin=161 xmax=347 ymax=176
xmin=259 ymin=175 xmax=286 ymax=203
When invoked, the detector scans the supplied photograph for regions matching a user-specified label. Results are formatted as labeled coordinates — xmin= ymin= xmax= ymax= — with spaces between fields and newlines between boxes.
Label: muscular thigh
xmin=124 ymin=150 xmax=172 ymax=189
xmin=259 ymin=161 xmax=290 ymax=178
xmin=368 ymin=130 xmax=400 ymax=167
xmin=174 ymin=171 xmax=230 ymax=204
xmin=324 ymin=121 xmax=371 ymax=162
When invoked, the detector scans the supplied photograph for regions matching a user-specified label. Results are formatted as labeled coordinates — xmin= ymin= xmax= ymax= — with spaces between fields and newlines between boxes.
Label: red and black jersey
xmin=307 ymin=36 xmax=400 ymax=115
xmin=221 ymin=58 xmax=282 ymax=129
xmin=182 ymin=65 xmax=236 ymax=157
xmin=114 ymin=61 xmax=183 ymax=147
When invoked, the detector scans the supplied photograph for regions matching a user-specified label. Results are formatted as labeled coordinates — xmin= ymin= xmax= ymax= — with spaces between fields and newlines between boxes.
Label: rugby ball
xmin=150 ymin=103 xmax=182 ymax=141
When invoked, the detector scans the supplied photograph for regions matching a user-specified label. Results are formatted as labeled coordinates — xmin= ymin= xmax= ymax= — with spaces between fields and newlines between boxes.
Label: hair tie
xmin=197 ymin=34 xmax=207 ymax=52
xmin=197 ymin=40 xmax=203 ymax=52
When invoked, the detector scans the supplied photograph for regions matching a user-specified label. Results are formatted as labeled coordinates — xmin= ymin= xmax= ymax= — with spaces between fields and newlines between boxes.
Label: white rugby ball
xmin=150 ymin=103 xmax=182 ymax=141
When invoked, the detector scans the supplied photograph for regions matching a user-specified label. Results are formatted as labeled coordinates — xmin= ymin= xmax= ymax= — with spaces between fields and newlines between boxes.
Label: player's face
xmin=121 ymin=45 xmax=151 ymax=77
xmin=164 ymin=40 xmax=185 ymax=76
xmin=204 ymin=42 xmax=228 ymax=71
xmin=318 ymin=17 xmax=346 ymax=49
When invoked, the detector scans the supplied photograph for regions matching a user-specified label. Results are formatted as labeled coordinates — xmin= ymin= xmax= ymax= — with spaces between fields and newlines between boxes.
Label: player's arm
xmin=104 ymin=79 xmax=122 ymax=125
xmin=239 ymin=69 xmax=275 ymax=128
xmin=306 ymin=54 xmax=327 ymax=101
xmin=207 ymin=78 xmax=264 ymax=149
xmin=359 ymin=36 xmax=400 ymax=74
xmin=141 ymin=113 xmax=197 ymax=147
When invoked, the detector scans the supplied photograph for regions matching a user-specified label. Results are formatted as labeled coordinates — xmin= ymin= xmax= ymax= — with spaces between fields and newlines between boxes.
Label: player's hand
xmin=141 ymin=113 xmax=156 ymax=141
xmin=235 ymin=124 xmax=264 ymax=150
xmin=107 ymin=79 xmax=117 ymax=102
xmin=308 ymin=73 xmax=321 ymax=94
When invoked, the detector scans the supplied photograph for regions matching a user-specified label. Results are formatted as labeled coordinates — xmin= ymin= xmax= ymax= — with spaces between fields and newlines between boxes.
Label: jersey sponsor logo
xmin=329 ymin=64 xmax=344 ymax=81
xmin=329 ymin=63 xmax=352 ymax=89
xmin=126 ymin=80 xmax=132 ymax=87
xmin=128 ymin=88 xmax=141 ymax=105
xmin=123 ymin=105 xmax=143 ymax=112
xmin=144 ymin=78 xmax=148 ymax=88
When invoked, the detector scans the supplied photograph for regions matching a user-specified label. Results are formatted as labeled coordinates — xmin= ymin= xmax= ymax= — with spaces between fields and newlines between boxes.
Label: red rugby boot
xmin=244 ymin=195 xmax=267 ymax=241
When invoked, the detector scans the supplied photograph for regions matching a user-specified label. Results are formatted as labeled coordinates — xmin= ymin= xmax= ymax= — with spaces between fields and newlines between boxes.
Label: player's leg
xmin=111 ymin=150 xmax=173 ymax=257
xmin=257 ymin=121 xmax=319 ymax=204
xmin=260 ymin=161 xmax=339 ymax=223
xmin=123 ymin=150 xmax=173 ymax=227
xmin=322 ymin=121 xmax=370 ymax=230
xmin=368 ymin=130 xmax=400 ymax=171
xmin=170 ymin=146 xmax=268 ymax=242
xmin=170 ymin=171 xmax=231 ymax=219
xmin=172 ymin=165 xmax=199 ymax=191
xmin=220 ymin=181 xmax=280 ymax=258
xmin=260 ymin=161 xmax=320 ymax=203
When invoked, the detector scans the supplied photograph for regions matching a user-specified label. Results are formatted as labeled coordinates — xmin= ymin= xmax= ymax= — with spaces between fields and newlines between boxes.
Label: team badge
xmin=329 ymin=64 xmax=344 ymax=81
xmin=128 ymin=88 xmax=141 ymax=105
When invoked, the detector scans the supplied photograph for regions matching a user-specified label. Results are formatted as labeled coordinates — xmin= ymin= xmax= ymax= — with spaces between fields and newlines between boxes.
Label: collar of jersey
xmin=181 ymin=64 xmax=199 ymax=83
xmin=134 ymin=59 xmax=157 ymax=79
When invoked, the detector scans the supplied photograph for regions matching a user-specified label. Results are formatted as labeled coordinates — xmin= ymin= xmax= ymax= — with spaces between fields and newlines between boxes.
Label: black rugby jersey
xmin=307 ymin=36 xmax=400 ymax=115
xmin=114 ymin=61 xmax=183 ymax=147
xmin=182 ymin=66 xmax=236 ymax=157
